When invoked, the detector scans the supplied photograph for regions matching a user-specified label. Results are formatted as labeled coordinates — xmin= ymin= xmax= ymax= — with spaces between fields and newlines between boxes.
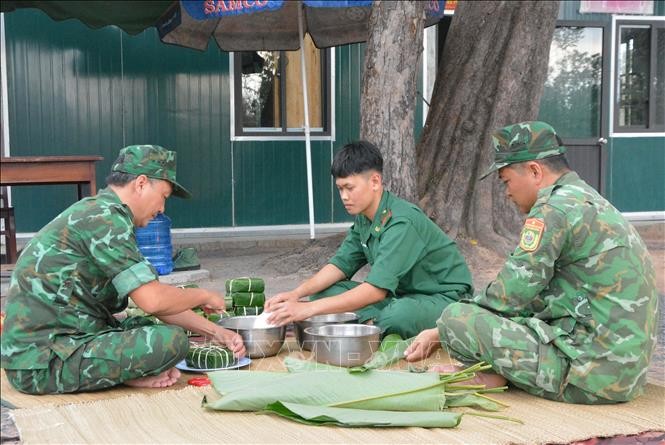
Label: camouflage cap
xmin=111 ymin=145 xmax=192 ymax=198
xmin=480 ymin=121 xmax=567 ymax=179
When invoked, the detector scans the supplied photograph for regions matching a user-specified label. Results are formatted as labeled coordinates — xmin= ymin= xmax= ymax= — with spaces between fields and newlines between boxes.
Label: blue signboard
xmin=182 ymin=0 xmax=285 ymax=19
xmin=182 ymin=0 xmax=445 ymax=21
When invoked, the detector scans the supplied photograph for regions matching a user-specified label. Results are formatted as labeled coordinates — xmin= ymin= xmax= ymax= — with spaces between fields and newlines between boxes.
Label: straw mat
xmin=9 ymin=382 xmax=665 ymax=444
xmin=5 ymin=340 xmax=665 ymax=444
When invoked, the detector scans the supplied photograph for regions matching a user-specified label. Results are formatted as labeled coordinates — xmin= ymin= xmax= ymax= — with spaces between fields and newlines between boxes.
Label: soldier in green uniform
xmin=405 ymin=122 xmax=659 ymax=404
xmin=266 ymin=141 xmax=472 ymax=338
xmin=1 ymin=145 xmax=245 ymax=394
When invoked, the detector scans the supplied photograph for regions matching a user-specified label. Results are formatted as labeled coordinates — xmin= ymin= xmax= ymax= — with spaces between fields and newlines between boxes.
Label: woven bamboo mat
xmin=4 ymin=339 xmax=665 ymax=444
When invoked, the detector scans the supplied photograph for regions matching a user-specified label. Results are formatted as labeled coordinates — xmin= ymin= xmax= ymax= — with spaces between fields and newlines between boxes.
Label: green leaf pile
xmin=204 ymin=335 xmax=519 ymax=428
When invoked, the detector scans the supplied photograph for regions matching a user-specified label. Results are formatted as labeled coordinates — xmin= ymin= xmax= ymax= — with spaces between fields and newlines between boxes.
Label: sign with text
xmin=579 ymin=1 xmax=654 ymax=14
xmin=182 ymin=0 xmax=445 ymax=21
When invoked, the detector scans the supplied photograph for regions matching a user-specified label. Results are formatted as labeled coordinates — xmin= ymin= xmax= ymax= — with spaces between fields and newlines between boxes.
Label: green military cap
xmin=480 ymin=121 xmax=567 ymax=179
xmin=111 ymin=145 xmax=192 ymax=198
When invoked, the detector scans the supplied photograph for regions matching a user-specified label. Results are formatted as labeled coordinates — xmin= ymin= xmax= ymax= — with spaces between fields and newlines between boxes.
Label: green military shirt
xmin=1 ymin=188 xmax=158 ymax=370
xmin=330 ymin=191 xmax=472 ymax=298
xmin=472 ymin=172 xmax=658 ymax=401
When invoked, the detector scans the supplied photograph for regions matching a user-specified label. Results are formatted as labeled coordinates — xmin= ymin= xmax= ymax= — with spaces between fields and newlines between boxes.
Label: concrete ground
xmin=1 ymin=222 xmax=663 ymax=444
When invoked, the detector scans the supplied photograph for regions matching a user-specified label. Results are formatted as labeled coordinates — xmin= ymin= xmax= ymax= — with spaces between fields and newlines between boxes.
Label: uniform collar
xmin=97 ymin=186 xmax=122 ymax=203
xmin=553 ymin=170 xmax=580 ymax=186
xmin=98 ymin=186 xmax=135 ymax=221
xmin=536 ymin=171 xmax=580 ymax=201
xmin=359 ymin=191 xmax=393 ymax=239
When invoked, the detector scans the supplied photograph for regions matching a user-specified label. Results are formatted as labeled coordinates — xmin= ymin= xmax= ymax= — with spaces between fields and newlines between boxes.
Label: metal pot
xmin=294 ymin=312 xmax=359 ymax=350
xmin=219 ymin=316 xmax=286 ymax=358
xmin=304 ymin=324 xmax=381 ymax=367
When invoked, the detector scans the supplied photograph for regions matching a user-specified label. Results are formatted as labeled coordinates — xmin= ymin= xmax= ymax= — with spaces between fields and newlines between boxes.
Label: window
xmin=233 ymin=35 xmax=331 ymax=138
xmin=614 ymin=20 xmax=665 ymax=133
xmin=539 ymin=26 xmax=604 ymax=138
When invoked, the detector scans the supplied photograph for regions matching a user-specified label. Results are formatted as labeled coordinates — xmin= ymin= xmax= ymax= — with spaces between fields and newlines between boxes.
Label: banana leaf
xmin=262 ymin=402 xmax=462 ymax=428
xmin=283 ymin=358 xmax=506 ymax=411
xmin=205 ymin=370 xmax=446 ymax=412
xmin=349 ymin=334 xmax=413 ymax=374
xmin=444 ymin=392 xmax=505 ymax=411
xmin=283 ymin=357 xmax=344 ymax=373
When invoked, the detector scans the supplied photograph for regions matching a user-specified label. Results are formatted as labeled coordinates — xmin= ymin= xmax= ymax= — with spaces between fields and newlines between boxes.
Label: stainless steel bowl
xmin=219 ymin=316 xmax=286 ymax=358
xmin=304 ymin=324 xmax=381 ymax=367
xmin=295 ymin=312 xmax=359 ymax=350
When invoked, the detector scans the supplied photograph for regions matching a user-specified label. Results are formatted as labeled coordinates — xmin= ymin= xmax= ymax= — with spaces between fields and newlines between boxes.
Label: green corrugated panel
xmin=332 ymin=44 xmax=363 ymax=223
xmin=6 ymin=10 xmax=124 ymax=232
xmin=233 ymin=140 xmax=332 ymax=225
xmin=607 ymin=138 xmax=665 ymax=212
xmin=5 ymin=9 xmax=233 ymax=231
xmin=5 ymin=11 xmax=377 ymax=231
xmin=119 ymin=31 xmax=233 ymax=229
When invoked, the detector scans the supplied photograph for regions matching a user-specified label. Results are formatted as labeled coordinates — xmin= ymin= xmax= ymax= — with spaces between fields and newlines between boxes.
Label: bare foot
xmin=430 ymin=364 xmax=507 ymax=389
xmin=124 ymin=368 xmax=181 ymax=388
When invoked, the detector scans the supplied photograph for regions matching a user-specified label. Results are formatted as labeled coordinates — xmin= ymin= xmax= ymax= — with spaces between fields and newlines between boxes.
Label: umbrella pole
xmin=298 ymin=2 xmax=316 ymax=240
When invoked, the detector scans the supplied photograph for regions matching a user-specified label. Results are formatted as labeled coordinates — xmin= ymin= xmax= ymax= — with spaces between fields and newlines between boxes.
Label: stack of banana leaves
xmin=203 ymin=335 xmax=519 ymax=428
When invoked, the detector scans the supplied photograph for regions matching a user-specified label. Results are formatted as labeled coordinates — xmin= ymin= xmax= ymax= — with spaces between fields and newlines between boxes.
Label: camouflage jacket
xmin=1 ymin=188 xmax=158 ymax=370
xmin=473 ymin=172 xmax=658 ymax=401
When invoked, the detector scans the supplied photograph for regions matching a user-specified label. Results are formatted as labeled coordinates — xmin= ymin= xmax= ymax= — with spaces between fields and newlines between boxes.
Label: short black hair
xmin=538 ymin=154 xmax=570 ymax=173
xmin=106 ymin=171 xmax=158 ymax=186
xmin=106 ymin=171 xmax=138 ymax=186
xmin=331 ymin=140 xmax=383 ymax=178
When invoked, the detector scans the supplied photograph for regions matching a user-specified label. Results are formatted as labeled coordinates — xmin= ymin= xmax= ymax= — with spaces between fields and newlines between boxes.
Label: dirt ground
xmin=0 ymin=222 xmax=663 ymax=444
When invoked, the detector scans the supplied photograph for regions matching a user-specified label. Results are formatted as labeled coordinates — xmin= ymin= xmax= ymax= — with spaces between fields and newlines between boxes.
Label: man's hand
xmin=212 ymin=326 xmax=246 ymax=358
xmin=404 ymin=328 xmax=441 ymax=362
xmin=267 ymin=300 xmax=314 ymax=326
xmin=264 ymin=290 xmax=301 ymax=312
xmin=157 ymin=309 xmax=246 ymax=358
xmin=200 ymin=290 xmax=226 ymax=313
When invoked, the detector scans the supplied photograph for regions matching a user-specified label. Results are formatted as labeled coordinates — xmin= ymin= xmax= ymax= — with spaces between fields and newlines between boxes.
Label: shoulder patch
xmin=519 ymin=218 xmax=545 ymax=252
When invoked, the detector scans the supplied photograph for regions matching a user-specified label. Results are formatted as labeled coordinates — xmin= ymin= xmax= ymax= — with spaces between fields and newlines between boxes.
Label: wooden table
xmin=0 ymin=155 xmax=103 ymax=264
xmin=0 ymin=155 xmax=103 ymax=199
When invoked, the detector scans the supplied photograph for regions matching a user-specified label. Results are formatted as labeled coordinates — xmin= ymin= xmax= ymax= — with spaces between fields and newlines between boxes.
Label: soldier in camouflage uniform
xmin=405 ymin=122 xmax=659 ymax=404
xmin=1 ymin=145 xmax=245 ymax=394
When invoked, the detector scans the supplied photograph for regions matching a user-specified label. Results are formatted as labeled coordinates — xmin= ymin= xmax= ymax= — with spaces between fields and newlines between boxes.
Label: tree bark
xmin=360 ymin=0 xmax=424 ymax=203
xmin=416 ymin=0 xmax=559 ymax=251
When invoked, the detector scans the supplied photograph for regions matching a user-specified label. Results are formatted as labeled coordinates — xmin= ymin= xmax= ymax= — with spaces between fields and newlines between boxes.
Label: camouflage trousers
xmin=312 ymin=280 xmax=462 ymax=338
xmin=438 ymin=302 xmax=616 ymax=405
xmin=5 ymin=319 xmax=188 ymax=394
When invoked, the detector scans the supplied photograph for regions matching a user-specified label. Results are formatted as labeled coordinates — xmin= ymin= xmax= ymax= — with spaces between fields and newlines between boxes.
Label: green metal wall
xmin=4 ymin=9 xmax=362 ymax=231
xmin=6 ymin=12 xmax=123 ymax=231
xmin=607 ymin=138 xmax=665 ymax=212
xmin=331 ymin=43 xmax=364 ymax=223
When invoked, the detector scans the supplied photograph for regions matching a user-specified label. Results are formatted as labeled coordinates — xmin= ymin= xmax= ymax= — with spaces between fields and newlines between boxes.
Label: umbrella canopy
xmin=0 ymin=1 xmax=174 ymax=35
xmin=1 ymin=1 xmax=446 ymax=51
xmin=158 ymin=0 xmax=446 ymax=51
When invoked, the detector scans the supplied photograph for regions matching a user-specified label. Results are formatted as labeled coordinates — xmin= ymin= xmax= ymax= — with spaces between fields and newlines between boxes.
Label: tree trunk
xmin=416 ymin=0 xmax=559 ymax=251
xmin=360 ymin=0 xmax=424 ymax=203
